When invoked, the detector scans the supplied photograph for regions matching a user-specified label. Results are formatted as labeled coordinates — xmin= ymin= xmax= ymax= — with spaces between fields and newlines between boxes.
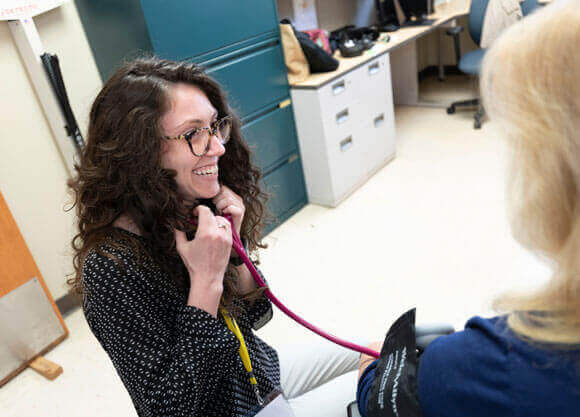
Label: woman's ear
xmin=159 ymin=138 xmax=170 ymax=155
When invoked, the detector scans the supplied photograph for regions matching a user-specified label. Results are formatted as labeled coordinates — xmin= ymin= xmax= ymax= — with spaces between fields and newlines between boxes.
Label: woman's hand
xmin=212 ymin=185 xmax=245 ymax=237
xmin=212 ymin=184 xmax=259 ymax=296
xmin=174 ymin=205 xmax=232 ymax=316
xmin=359 ymin=341 xmax=383 ymax=379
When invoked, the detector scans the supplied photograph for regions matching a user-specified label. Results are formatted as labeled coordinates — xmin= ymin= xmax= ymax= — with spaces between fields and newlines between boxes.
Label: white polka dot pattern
xmin=81 ymin=232 xmax=281 ymax=416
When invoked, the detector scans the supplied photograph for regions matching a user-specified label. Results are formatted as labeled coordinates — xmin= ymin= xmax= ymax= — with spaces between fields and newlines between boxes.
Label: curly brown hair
xmin=67 ymin=57 xmax=268 ymax=313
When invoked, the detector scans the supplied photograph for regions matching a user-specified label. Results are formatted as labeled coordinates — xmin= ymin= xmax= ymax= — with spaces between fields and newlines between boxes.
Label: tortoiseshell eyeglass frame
xmin=165 ymin=116 xmax=232 ymax=157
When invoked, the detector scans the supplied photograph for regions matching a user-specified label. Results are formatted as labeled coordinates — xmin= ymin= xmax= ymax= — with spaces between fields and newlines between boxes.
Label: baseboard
xmin=56 ymin=291 xmax=82 ymax=317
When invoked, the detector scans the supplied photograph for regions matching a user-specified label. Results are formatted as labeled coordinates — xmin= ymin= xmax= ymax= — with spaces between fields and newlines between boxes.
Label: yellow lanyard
xmin=220 ymin=306 xmax=264 ymax=406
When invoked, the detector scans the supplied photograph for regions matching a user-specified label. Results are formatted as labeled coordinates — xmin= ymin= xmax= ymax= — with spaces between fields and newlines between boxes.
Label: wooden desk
xmin=290 ymin=0 xmax=471 ymax=90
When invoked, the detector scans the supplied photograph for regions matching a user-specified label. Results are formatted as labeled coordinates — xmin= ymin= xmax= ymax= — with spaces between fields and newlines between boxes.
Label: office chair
xmin=446 ymin=0 xmax=539 ymax=129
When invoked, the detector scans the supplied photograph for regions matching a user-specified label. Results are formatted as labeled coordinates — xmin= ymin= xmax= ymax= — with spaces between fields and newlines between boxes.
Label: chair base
xmin=474 ymin=105 xmax=485 ymax=129
xmin=446 ymin=98 xmax=485 ymax=129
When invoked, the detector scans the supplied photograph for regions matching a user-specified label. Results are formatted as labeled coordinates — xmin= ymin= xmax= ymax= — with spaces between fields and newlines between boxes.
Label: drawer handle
xmin=374 ymin=113 xmax=385 ymax=127
xmin=368 ymin=62 xmax=380 ymax=75
xmin=332 ymin=80 xmax=346 ymax=95
xmin=340 ymin=136 xmax=353 ymax=152
xmin=336 ymin=109 xmax=349 ymax=124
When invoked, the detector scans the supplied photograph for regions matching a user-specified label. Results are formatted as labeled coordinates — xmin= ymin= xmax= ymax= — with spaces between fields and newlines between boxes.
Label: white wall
xmin=276 ymin=0 xmax=375 ymax=31
xmin=0 ymin=3 xmax=102 ymax=300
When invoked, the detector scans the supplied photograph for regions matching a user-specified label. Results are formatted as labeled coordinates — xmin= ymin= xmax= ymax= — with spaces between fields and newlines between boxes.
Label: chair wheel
xmin=447 ymin=106 xmax=456 ymax=114
xmin=474 ymin=120 xmax=482 ymax=129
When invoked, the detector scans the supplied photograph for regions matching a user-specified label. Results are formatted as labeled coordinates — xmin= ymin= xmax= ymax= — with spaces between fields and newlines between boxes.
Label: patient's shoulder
xmin=422 ymin=316 xmax=512 ymax=363
xmin=417 ymin=316 xmax=514 ymax=416
xmin=417 ymin=315 xmax=580 ymax=416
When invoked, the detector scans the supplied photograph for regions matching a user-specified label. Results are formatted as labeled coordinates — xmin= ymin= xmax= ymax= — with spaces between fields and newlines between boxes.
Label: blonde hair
xmin=481 ymin=0 xmax=580 ymax=345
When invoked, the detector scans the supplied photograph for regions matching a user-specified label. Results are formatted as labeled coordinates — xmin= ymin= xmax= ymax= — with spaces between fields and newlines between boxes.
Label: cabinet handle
xmin=340 ymin=136 xmax=353 ymax=152
xmin=336 ymin=109 xmax=349 ymax=124
xmin=368 ymin=62 xmax=380 ymax=75
xmin=279 ymin=99 xmax=291 ymax=108
xmin=288 ymin=153 xmax=299 ymax=164
xmin=332 ymin=80 xmax=346 ymax=95
xmin=374 ymin=113 xmax=385 ymax=127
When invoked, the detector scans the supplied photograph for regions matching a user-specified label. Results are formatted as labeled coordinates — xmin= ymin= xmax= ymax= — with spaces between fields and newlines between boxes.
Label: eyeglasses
xmin=165 ymin=116 xmax=232 ymax=157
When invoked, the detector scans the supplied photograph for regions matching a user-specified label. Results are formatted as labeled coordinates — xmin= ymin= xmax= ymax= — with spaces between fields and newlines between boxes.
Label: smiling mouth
xmin=193 ymin=166 xmax=218 ymax=176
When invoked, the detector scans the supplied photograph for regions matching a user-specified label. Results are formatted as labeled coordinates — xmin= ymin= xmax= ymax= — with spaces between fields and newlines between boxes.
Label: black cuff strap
xmin=367 ymin=308 xmax=422 ymax=417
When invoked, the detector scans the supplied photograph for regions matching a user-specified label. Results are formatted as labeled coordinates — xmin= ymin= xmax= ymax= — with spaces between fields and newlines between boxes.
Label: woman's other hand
xmin=212 ymin=185 xmax=245 ymax=237
xmin=174 ymin=205 xmax=233 ymax=316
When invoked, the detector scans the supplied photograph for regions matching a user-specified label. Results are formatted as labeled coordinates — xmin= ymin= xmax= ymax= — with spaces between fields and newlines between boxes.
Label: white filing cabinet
xmin=290 ymin=53 xmax=396 ymax=207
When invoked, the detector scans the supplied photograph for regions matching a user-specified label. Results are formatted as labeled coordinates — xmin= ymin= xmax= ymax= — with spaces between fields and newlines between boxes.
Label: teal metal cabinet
xmin=203 ymin=41 xmax=289 ymax=119
xmin=75 ymin=0 xmax=153 ymax=80
xmin=241 ymin=105 xmax=300 ymax=174
xmin=140 ymin=0 xmax=279 ymax=61
xmin=261 ymin=154 xmax=307 ymax=235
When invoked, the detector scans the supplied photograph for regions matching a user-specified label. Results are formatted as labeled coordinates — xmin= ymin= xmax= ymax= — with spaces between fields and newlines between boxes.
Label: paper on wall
xmin=1 ymin=0 xmax=68 ymax=21
xmin=292 ymin=0 xmax=318 ymax=31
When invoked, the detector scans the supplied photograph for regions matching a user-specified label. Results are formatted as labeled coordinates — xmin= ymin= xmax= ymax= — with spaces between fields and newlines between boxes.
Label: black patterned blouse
xmin=81 ymin=229 xmax=280 ymax=416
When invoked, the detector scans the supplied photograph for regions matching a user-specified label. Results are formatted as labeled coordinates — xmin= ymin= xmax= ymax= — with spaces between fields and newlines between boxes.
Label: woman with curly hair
xmin=69 ymin=57 xmax=361 ymax=417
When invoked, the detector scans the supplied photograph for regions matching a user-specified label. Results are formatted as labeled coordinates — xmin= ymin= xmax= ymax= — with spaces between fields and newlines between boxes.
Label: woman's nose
xmin=207 ymin=134 xmax=226 ymax=157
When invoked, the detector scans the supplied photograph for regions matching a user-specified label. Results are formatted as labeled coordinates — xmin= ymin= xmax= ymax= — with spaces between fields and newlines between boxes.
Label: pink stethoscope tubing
xmin=224 ymin=215 xmax=380 ymax=359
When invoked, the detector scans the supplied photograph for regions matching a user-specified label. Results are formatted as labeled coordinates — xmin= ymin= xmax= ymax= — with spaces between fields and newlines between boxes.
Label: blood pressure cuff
xmin=367 ymin=309 xmax=422 ymax=417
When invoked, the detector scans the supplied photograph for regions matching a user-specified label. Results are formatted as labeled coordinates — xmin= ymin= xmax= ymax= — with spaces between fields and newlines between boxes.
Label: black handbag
xmin=329 ymin=25 xmax=381 ymax=57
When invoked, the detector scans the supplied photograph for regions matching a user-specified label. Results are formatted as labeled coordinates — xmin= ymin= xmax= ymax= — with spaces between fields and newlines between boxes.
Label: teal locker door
xmin=242 ymin=105 xmax=299 ymax=174
xmin=140 ymin=0 xmax=279 ymax=61
xmin=204 ymin=41 xmax=289 ymax=119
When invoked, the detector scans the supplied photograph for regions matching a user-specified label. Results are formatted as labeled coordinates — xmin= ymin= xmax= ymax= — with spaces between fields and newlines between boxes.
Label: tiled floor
xmin=0 ymin=75 xmax=551 ymax=416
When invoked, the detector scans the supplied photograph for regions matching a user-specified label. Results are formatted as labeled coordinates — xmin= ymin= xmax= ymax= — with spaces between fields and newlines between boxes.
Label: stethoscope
xmin=224 ymin=214 xmax=380 ymax=358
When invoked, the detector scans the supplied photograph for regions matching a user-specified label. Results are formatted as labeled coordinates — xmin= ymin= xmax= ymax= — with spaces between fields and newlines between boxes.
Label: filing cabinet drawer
xmin=359 ymin=95 xmax=393 ymax=135
xmin=207 ymin=44 xmax=289 ymax=119
xmin=318 ymin=70 xmax=359 ymax=116
xmin=357 ymin=55 xmax=390 ymax=96
xmin=262 ymin=154 xmax=307 ymax=228
xmin=356 ymin=56 xmax=392 ymax=118
xmin=360 ymin=112 xmax=396 ymax=169
xmin=326 ymin=131 xmax=365 ymax=200
xmin=323 ymin=96 xmax=391 ymax=160
xmin=242 ymin=105 xmax=300 ymax=173
xmin=321 ymin=100 xmax=362 ymax=148
xmin=141 ymin=0 xmax=279 ymax=61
